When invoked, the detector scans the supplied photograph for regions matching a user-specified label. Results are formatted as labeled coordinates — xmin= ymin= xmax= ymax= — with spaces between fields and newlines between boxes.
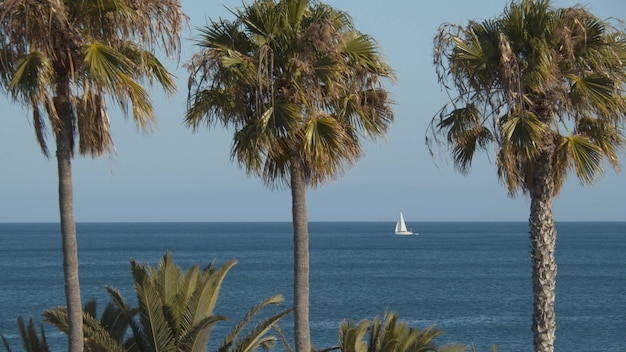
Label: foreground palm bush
xmin=2 ymin=253 xmax=291 ymax=352
xmin=339 ymin=311 xmax=467 ymax=352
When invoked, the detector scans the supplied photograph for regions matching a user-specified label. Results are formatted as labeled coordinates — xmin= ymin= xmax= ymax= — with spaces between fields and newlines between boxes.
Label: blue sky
xmin=1 ymin=0 xmax=625 ymax=223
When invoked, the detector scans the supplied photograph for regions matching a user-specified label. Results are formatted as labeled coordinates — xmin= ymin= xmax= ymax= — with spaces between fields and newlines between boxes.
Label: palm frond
xmin=569 ymin=73 xmax=617 ymax=116
xmin=75 ymin=89 xmax=114 ymax=157
xmin=104 ymin=285 xmax=143 ymax=347
xmin=81 ymin=313 xmax=127 ymax=352
xmin=232 ymin=120 xmax=270 ymax=176
xmin=186 ymin=259 xmax=237 ymax=324
xmin=42 ymin=307 xmax=70 ymax=335
xmin=226 ymin=308 xmax=292 ymax=352
xmin=111 ymin=0 xmax=187 ymax=58
xmin=8 ymin=51 xmax=52 ymax=103
xmin=576 ymin=117 xmax=624 ymax=170
xmin=558 ymin=134 xmax=604 ymax=184
xmin=217 ymin=294 xmax=288 ymax=352
xmin=341 ymin=33 xmax=387 ymax=74
xmin=121 ymin=45 xmax=176 ymax=96
xmin=82 ymin=41 xmax=156 ymax=131
xmin=303 ymin=115 xmax=360 ymax=186
xmin=340 ymin=87 xmax=394 ymax=140
xmin=500 ymin=110 xmax=543 ymax=158
xmin=451 ymin=126 xmax=493 ymax=174
xmin=1 ymin=334 xmax=11 ymax=352
xmin=437 ymin=104 xmax=493 ymax=173
xmin=338 ymin=319 xmax=369 ymax=352
xmin=177 ymin=315 xmax=225 ymax=352
xmin=83 ymin=41 xmax=134 ymax=88
xmin=451 ymin=33 xmax=486 ymax=67
xmin=12 ymin=316 xmax=50 ymax=352
xmin=131 ymin=259 xmax=177 ymax=352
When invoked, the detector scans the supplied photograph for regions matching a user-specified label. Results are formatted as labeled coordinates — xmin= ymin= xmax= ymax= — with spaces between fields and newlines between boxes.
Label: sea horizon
xmin=2 ymin=220 xmax=625 ymax=224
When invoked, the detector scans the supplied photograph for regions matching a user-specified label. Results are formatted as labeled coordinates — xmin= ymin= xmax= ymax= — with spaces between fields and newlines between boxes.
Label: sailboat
xmin=394 ymin=212 xmax=416 ymax=235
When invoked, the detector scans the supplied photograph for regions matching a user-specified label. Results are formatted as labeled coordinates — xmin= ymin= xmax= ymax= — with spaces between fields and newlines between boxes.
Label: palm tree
xmin=185 ymin=1 xmax=395 ymax=351
xmin=428 ymin=1 xmax=626 ymax=351
xmin=43 ymin=252 xmax=293 ymax=352
xmin=338 ymin=311 xmax=467 ymax=352
xmin=0 ymin=1 xmax=185 ymax=351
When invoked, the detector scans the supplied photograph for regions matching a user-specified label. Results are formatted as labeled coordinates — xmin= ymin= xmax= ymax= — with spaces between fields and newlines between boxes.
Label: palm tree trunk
xmin=528 ymin=148 xmax=557 ymax=352
xmin=290 ymin=154 xmax=311 ymax=352
xmin=54 ymin=87 xmax=84 ymax=352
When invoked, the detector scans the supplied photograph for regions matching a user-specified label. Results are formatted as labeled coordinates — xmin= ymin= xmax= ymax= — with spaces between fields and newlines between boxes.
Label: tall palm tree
xmin=428 ymin=1 xmax=626 ymax=351
xmin=0 ymin=1 xmax=185 ymax=351
xmin=185 ymin=1 xmax=395 ymax=350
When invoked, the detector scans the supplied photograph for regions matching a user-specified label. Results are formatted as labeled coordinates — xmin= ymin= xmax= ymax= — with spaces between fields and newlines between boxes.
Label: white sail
xmin=394 ymin=212 xmax=414 ymax=235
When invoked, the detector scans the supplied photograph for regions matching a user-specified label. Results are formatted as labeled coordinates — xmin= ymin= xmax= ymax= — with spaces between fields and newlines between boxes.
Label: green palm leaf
xmin=437 ymin=104 xmax=493 ymax=173
xmin=569 ymin=74 xmax=616 ymax=115
xmin=83 ymin=41 xmax=155 ymax=129
xmin=81 ymin=313 xmax=127 ymax=352
xmin=558 ymin=134 xmax=603 ymax=184
xmin=303 ymin=115 xmax=360 ymax=184
xmin=131 ymin=259 xmax=176 ymax=352
xmin=8 ymin=316 xmax=50 ymax=352
xmin=339 ymin=319 xmax=369 ymax=352
xmin=104 ymin=286 xmax=143 ymax=350
xmin=452 ymin=34 xmax=485 ymax=66
xmin=178 ymin=315 xmax=225 ymax=352
xmin=121 ymin=45 xmax=176 ymax=95
xmin=217 ymin=294 xmax=291 ymax=352
xmin=83 ymin=42 xmax=134 ymax=87
xmin=9 ymin=51 xmax=52 ymax=103
xmin=186 ymin=259 xmax=237 ymax=325
xmin=576 ymin=117 xmax=624 ymax=169
xmin=221 ymin=308 xmax=292 ymax=352
xmin=500 ymin=110 xmax=543 ymax=157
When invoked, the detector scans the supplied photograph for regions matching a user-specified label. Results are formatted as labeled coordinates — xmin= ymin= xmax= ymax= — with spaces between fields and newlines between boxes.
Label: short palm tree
xmin=185 ymin=1 xmax=395 ymax=351
xmin=0 ymin=2 xmax=185 ymax=351
xmin=428 ymin=1 xmax=626 ymax=351
xmin=43 ymin=252 xmax=293 ymax=352
xmin=339 ymin=311 xmax=467 ymax=352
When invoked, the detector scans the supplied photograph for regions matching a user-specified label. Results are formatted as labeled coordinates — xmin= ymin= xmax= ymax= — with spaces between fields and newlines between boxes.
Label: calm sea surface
xmin=1 ymin=222 xmax=625 ymax=351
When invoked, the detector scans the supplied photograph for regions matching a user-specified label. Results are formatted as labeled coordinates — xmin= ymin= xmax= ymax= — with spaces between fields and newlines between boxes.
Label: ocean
xmin=0 ymin=222 xmax=624 ymax=351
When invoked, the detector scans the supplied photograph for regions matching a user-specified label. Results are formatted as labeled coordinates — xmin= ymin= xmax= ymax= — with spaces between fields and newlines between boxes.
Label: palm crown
xmin=430 ymin=0 xmax=626 ymax=196
xmin=186 ymin=0 xmax=395 ymax=188
xmin=0 ymin=0 xmax=185 ymax=157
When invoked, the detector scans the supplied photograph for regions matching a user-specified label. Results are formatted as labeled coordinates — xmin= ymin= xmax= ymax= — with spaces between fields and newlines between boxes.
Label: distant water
xmin=1 ymin=222 xmax=625 ymax=351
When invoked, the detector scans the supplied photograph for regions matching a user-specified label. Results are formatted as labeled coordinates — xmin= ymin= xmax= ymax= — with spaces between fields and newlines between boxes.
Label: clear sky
xmin=1 ymin=0 xmax=624 ymax=223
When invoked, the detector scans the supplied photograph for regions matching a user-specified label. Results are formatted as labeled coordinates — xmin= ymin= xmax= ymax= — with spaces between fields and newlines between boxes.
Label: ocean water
xmin=0 ymin=222 xmax=625 ymax=351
